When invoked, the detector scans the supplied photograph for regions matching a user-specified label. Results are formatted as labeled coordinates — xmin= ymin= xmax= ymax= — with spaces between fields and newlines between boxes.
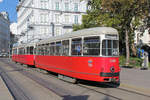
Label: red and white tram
xmin=12 ymin=27 xmax=120 ymax=83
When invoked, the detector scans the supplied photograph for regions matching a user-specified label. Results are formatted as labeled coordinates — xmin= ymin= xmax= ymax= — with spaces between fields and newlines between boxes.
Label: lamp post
xmin=8 ymin=41 xmax=11 ymax=59
xmin=51 ymin=22 xmax=54 ymax=36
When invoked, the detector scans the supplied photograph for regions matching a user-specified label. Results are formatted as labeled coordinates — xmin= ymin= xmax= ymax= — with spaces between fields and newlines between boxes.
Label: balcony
xmin=62 ymin=23 xmax=73 ymax=28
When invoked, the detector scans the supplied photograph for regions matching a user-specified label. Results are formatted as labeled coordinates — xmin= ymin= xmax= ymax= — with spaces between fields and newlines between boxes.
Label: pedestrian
xmin=141 ymin=51 xmax=149 ymax=70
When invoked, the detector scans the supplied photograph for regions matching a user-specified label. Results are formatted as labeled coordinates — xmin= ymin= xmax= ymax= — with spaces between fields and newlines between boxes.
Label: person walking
xmin=141 ymin=51 xmax=149 ymax=70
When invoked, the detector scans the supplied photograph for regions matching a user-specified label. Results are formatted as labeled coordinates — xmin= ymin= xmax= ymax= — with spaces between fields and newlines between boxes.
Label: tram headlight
xmin=110 ymin=66 xmax=115 ymax=73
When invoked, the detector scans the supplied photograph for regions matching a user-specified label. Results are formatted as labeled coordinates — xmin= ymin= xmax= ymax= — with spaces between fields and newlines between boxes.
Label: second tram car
xmin=12 ymin=43 xmax=35 ymax=66
xmin=34 ymin=27 xmax=120 ymax=83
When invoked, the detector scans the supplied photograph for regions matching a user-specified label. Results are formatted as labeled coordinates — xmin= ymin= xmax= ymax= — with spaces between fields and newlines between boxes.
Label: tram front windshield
xmin=102 ymin=40 xmax=119 ymax=56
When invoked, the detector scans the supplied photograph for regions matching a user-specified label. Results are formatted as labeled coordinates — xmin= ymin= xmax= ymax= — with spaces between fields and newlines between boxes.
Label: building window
xmin=30 ymin=12 xmax=34 ymax=23
xmin=40 ymin=14 xmax=48 ymax=23
xmin=55 ymin=14 xmax=60 ymax=23
xmin=65 ymin=3 xmax=69 ymax=11
xmin=55 ymin=27 xmax=60 ymax=36
xmin=40 ymin=27 xmax=48 ymax=35
xmin=65 ymin=29 xmax=70 ymax=34
xmin=41 ymin=0 xmax=49 ymax=9
xmin=74 ymin=15 xmax=78 ymax=24
xmin=64 ymin=15 xmax=69 ymax=23
xmin=45 ymin=28 xmax=48 ymax=34
xmin=74 ymin=3 xmax=78 ymax=12
xmin=55 ymin=2 xmax=59 ymax=10
xmin=40 ymin=28 xmax=44 ymax=34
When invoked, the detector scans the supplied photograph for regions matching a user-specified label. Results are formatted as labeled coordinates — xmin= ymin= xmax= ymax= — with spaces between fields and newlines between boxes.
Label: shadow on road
xmin=63 ymin=95 xmax=113 ymax=100
xmin=63 ymin=95 xmax=89 ymax=100
xmin=78 ymin=80 xmax=120 ymax=88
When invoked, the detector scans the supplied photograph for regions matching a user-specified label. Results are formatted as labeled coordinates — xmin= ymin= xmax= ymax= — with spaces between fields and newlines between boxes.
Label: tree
xmin=102 ymin=0 xmax=149 ymax=65
xmin=74 ymin=0 xmax=149 ymax=65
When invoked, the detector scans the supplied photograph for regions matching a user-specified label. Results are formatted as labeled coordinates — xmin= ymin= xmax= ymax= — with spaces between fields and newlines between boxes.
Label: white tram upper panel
xmin=37 ymin=27 xmax=118 ymax=45
xmin=13 ymin=43 xmax=36 ymax=49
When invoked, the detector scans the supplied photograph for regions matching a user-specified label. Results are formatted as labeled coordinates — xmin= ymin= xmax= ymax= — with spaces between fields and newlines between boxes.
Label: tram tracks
xmin=1 ymin=59 xmax=78 ymax=99
xmin=1 ymin=59 xmax=121 ymax=100
xmin=77 ymin=82 xmax=150 ymax=100
xmin=0 ymin=64 xmax=30 ymax=100
xmin=29 ymin=64 xmax=150 ymax=99
xmin=26 ymin=66 xmax=150 ymax=100
xmin=2 ymin=59 xmax=150 ymax=100
xmin=104 ymin=82 xmax=150 ymax=98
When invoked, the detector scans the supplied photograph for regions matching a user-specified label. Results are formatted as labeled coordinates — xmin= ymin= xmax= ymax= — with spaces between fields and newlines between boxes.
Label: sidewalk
xmin=120 ymin=67 xmax=150 ymax=94
xmin=0 ymin=76 xmax=14 ymax=100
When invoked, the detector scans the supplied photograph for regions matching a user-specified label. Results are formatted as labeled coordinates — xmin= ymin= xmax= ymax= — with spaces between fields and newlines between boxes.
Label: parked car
xmin=0 ymin=54 xmax=2 ymax=57
xmin=1 ymin=53 xmax=8 ymax=58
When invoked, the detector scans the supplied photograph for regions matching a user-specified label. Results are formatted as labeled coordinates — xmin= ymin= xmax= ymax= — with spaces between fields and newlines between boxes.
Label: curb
xmin=0 ymin=76 xmax=14 ymax=100
xmin=120 ymin=83 xmax=150 ymax=96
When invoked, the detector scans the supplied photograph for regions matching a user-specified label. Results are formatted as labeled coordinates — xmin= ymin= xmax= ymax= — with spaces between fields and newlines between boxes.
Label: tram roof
xmin=13 ymin=43 xmax=36 ymax=48
xmin=37 ymin=27 xmax=118 ymax=45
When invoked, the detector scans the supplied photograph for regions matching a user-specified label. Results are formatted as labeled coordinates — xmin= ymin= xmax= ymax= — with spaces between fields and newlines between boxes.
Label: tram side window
xmin=18 ymin=48 xmax=20 ymax=54
xmin=27 ymin=47 xmax=30 ymax=54
xmin=37 ymin=45 xmax=41 ymax=55
xmin=43 ymin=44 xmax=46 ymax=55
xmin=62 ymin=40 xmax=69 ymax=56
xmin=83 ymin=36 xmax=100 ymax=56
xmin=45 ymin=44 xmax=50 ymax=55
xmin=102 ymin=40 xmax=119 ymax=56
xmin=19 ymin=48 xmax=24 ymax=55
xmin=19 ymin=48 xmax=21 ymax=54
xmin=13 ymin=49 xmax=17 ymax=54
xmin=30 ymin=46 xmax=34 ymax=54
xmin=34 ymin=47 xmax=36 ymax=55
xmin=23 ymin=48 xmax=25 ymax=54
xmin=56 ymin=42 xmax=62 ymax=56
xmin=50 ymin=42 xmax=55 ymax=55
xmin=71 ymin=38 xmax=82 ymax=56
xmin=41 ymin=45 xmax=45 ymax=55
xmin=48 ymin=43 xmax=50 ymax=55
xmin=38 ymin=45 xmax=42 ymax=55
xmin=36 ymin=45 xmax=39 ymax=55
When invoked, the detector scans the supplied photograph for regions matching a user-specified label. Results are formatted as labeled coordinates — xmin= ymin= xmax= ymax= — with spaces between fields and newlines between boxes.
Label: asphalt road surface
xmin=0 ymin=58 xmax=150 ymax=100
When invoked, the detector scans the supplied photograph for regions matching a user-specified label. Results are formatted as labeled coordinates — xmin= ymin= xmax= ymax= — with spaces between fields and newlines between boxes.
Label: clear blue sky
xmin=0 ymin=0 xmax=18 ymax=23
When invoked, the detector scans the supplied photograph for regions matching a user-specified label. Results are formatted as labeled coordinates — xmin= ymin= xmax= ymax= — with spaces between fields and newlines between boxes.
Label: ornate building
xmin=17 ymin=0 xmax=87 ymax=44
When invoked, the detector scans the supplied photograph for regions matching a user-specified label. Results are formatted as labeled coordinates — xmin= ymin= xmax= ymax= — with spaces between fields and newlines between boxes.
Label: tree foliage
xmin=74 ymin=0 xmax=149 ymax=65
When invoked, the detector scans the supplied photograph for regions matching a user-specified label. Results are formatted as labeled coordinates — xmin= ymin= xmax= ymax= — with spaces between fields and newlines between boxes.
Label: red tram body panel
xmin=12 ymin=54 xmax=35 ymax=65
xmin=12 ymin=54 xmax=18 ymax=62
xmin=35 ymin=56 xmax=120 ymax=82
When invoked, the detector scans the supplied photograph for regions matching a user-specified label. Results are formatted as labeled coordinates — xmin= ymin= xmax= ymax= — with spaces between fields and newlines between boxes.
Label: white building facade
xmin=10 ymin=22 xmax=18 ymax=35
xmin=0 ymin=12 xmax=10 ymax=54
xmin=135 ymin=29 xmax=150 ymax=46
xmin=17 ymin=0 xmax=87 ymax=43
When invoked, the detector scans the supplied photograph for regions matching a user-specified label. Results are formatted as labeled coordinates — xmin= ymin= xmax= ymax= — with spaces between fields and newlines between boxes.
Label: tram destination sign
xmin=105 ymin=34 xmax=118 ymax=39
